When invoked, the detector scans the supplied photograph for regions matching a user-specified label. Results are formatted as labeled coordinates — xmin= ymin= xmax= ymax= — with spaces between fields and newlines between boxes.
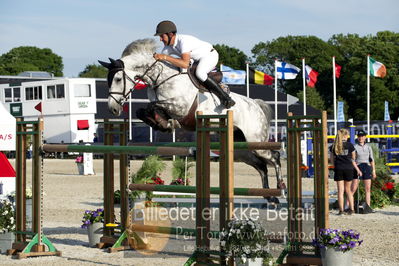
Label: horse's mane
xmin=122 ymin=38 xmax=158 ymax=57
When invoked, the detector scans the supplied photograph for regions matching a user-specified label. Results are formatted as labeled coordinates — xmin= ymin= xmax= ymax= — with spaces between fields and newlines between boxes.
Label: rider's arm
xmin=154 ymin=52 xmax=191 ymax=69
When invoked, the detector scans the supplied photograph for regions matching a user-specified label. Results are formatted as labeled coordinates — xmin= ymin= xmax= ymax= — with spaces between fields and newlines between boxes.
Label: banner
xmin=337 ymin=101 xmax=345 ymax=122
xmin=384 ymin=101 xmax=390 ymax=121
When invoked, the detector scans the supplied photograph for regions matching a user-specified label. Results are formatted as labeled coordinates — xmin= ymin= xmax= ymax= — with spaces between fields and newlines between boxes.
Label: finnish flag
xmin=276 ymin=61 xmax=300 ymax=80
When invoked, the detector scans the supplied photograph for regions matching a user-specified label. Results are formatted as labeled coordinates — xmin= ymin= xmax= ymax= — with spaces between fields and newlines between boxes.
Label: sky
xmin=1 ymin=0 xmax=398 ymax=77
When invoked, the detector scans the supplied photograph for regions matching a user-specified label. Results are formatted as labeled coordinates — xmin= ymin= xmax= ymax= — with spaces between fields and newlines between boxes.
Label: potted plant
xmin=81 ymin=208 xmax=104 ymax=247
xmin=170 ymin=157 xmax=194 ymax=185
xmin=8 ymin=187 xmax=33 ymax=229
xmin=131 ymin=156 xmax=166 ymax=204
xmin=0 ymin=199 xmax=15 ymax=254
xmin=312 ymin=228 xmax=363 ymax=266
xmin=220 ymin=219 xmax=273 ymax=266
xmin=75 ymin=155 xmax=84 ymax=175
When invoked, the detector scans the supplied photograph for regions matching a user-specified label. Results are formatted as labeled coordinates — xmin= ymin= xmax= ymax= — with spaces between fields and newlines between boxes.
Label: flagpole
xmin=333 ymin=56 xmax=337 ymax=136
xmin=274 ymin=59 xmax=278 ymax=142
xmin=246 ymin=63 xmax=250 ymax=98
xmin=302 ymin=58 xmax=306 ymax=116
xmin=367 ymin=54 xmax=370 ymax=137
xmin=129 ymin=92 xmax=132 ymax=141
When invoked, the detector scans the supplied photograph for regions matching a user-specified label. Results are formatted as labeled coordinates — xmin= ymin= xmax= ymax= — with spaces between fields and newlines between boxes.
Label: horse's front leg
xmin=136 ymin=107 xmax=171 ymax=133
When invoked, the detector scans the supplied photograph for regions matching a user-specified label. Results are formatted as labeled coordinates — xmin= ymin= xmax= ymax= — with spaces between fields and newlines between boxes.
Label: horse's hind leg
xmin=234 ymin=150 xmax=270 ymax=189
xmin=270 ymin=151 xmax=285 ymax=190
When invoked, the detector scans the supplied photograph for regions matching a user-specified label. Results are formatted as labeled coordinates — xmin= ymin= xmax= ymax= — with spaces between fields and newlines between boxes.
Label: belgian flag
xmin=249 ymin=68 xmax=274 ymax=85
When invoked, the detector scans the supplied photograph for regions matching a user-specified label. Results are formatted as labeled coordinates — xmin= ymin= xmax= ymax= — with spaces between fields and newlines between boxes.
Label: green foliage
xmin=214 ymin=44 xmax=248 ymax=70
xmin=79 ymin=64 xmax=108 ymax=78
xmin=251 ymin=35 xmax=338 ymax=98
xmin=394 ymin=183 xmax=399 ymax=200
xmin=250 ymin=32 xmax=399 ymax=120
xmin=171 ymin=157 xmax=194 ymax=185
xmin=328 ymin=32 xmax=399 ymax=120
xmin=220 ymin=219 xmax=272 ymax=264
xmin=131 ymin=156 xmax=166 ymax=201
xmin=370 ymin=143 xmax=390 ymax=174
xmin=296 ymin=86 xmax=326 ymax=111
xmin=0 ymin=199 xmax=15 ymax=233
xmin=0 ymin=46 xmax=63 ymax=76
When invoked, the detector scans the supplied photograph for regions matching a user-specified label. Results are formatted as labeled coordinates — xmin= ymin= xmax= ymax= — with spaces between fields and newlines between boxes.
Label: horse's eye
xmin=115 ymin=77 xmax=122 ymax=83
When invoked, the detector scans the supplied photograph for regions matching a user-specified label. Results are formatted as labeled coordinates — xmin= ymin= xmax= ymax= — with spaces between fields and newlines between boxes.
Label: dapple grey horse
xmin=99 ymin=38 xmax=283 ymax=193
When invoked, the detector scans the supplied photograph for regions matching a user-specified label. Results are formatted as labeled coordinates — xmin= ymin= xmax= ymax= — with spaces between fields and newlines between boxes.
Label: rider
xmin=153 ymin=20 xmax=235 ymax=109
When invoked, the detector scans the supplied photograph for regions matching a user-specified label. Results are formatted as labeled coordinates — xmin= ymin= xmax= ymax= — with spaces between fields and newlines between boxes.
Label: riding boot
xmin=203 ymin=78 xmax=236 ymax=109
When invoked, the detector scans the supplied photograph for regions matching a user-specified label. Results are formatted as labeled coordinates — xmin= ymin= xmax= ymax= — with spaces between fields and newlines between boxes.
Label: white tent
xmin=0 ymin=102 xmax=16 ymax=198
xmin=0 ymin=102 xmax=16 ymax=151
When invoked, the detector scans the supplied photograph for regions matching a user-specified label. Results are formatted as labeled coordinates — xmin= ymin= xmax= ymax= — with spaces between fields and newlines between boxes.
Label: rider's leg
xmin=203 ymin=78 xmax=235 ymax=108
xmin=196 ymin=50 xmax=235 ymax=109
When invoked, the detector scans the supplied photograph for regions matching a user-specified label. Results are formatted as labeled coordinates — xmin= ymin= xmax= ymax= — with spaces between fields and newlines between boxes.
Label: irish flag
xmin=369 ymin=57 xmax=386 ymax=78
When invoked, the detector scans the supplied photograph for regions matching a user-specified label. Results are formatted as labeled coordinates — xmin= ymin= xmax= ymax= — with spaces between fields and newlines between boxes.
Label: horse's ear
xmin=98 ymin=60 xmax=111 ymax=69
xmin=108 ymin=58 xmax=116 ymax=63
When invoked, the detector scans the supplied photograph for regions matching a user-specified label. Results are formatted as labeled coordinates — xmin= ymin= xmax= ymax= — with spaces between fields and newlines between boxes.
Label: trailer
xmin=0 ymin=78 xmax=97 ymax=143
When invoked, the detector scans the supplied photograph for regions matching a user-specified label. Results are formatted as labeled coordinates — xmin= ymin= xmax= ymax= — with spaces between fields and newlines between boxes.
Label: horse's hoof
xmin=223 ymin=98 xmax=236 ymax=109
xmin=268 ymin=197 xmax=280 ymax=204
xmin=167 ymin=119 xmax=181 ymax=129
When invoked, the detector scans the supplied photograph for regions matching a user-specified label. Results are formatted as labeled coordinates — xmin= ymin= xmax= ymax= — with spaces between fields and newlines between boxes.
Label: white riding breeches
xmin=195 ymin=49 xmax=219 ymax=82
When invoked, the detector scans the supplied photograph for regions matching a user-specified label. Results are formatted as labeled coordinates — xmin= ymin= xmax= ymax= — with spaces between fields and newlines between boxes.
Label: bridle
xmin=108 ymin=58 xmax=182 ymax=107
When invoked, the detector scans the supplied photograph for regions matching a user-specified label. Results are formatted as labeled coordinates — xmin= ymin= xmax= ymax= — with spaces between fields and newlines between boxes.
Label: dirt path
xmin=1 ymin=159 xmax=398 ymax=265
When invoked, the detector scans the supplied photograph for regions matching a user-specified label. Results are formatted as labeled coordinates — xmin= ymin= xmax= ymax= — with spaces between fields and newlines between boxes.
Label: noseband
xmin=107 ymin=59 xmax=154 ymax=107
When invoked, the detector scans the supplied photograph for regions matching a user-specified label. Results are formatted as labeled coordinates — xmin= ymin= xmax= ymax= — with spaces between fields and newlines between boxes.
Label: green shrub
xmin=131 ymin=155 xmax=166 ymax=201
xmin=171 ymin=157 xmax=194 ymax=185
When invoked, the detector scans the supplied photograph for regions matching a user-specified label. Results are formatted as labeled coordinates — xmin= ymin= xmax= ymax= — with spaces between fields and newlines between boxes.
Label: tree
xmin=329 ymin=31 xmax=399 ymax=121
xmin=214 ymin=44 xmax=248 ymax=70
xmin=297 ymin=86 xmax=325 ymax=111
xmin=0 ymin=46 xmax=63 ymax=76
xmin=79 ymin=64 xmax=107 ymax=78
xmin=251 ymin=35 xmax=340 ymax=111
xmin=250 ymin=32 xmax=399 ymax=121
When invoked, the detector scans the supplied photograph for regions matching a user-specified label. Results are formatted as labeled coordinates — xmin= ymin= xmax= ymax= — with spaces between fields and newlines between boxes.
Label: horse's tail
xmin=254 ymin=99 xmax=273 ymax=139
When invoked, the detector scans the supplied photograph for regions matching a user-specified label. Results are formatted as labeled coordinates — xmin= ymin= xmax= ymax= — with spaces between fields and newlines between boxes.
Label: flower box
xmin=0 ymin=232 xmax=15 ymax=254
xmin=320 ymin=247 xmax=353 ymax=266
xmin=220 ymin=219 xmax=272 ymax=265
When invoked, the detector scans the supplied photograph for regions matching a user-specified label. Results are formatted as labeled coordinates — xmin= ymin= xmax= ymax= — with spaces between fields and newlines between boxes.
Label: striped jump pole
xmin=129 ymin=183 xmax=281 ymax=197
xmin=129 ymin=224 xmax=220 ymax=238
xmin=41 ymin=143 xmax=194 ymax=156
xmin=128 ymin=141 xmax=281 ymax=150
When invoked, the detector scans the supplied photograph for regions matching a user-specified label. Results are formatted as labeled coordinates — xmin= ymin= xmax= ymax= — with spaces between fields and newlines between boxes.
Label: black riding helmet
xmin=154 ymin=20 xmax=177 ymax=36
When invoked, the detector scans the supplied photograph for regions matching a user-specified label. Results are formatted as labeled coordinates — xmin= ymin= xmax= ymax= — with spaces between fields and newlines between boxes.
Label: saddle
xmin=187 ymin=61 xmax=223 ymax=91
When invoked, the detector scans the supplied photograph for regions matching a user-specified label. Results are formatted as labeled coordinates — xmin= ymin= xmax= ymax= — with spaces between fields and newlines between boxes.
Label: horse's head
xmin=99 ymin=39 xmax=159 ymax=116
xmin=98 ymin=58 xmax=131 ymax=116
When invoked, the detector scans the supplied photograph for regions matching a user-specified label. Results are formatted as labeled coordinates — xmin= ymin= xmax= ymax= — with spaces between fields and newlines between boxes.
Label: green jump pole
xmin=129 ymin=142 xmax=281 ymax=150
xmin=129 ymin=184 xmax=281 ymax=197
xmin=41 ymin=144 xmax=194 ymax=156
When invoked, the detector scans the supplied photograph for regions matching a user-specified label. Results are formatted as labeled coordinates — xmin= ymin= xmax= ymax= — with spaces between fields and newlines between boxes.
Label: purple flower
xmin=348 ymin=241 xmax=357 ymax=248
xmin=329 ymin=237 xmax=340 ymax=244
